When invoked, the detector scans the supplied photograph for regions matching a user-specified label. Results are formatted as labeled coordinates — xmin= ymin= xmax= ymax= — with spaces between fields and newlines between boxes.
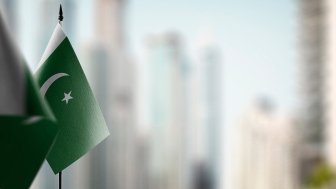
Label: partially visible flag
xmin=0 ymin=13 xmax=58 ymax=189
xmin=35 ymin=23 xmax=110 ymax=174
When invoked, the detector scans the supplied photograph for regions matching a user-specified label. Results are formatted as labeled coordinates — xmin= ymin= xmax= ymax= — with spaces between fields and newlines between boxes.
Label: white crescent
xmin=23 ymin=73 xmax=69 ymax=125
xmin=40 ymin=73 xmax=69 ymax=98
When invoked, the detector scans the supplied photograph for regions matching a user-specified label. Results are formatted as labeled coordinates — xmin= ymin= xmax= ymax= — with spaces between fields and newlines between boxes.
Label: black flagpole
xmin=58 ymin=4 xmax=63 ymax=189
xmin=59 ymin=4 xmax=64 ymax=24
xmin=59 ymin=171 xmax=62 ymax=189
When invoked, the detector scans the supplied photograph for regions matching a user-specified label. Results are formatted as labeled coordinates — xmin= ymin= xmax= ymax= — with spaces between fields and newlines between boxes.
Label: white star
xmin=62 ymin=91 xmax=73 ymax=104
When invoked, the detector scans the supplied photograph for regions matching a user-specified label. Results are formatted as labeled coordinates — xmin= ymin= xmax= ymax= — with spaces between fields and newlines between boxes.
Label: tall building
xmin=201 ymin=45 xmax=223 ymax=189
xmin=88 ymin=0 xmax=136 ymax=189
xmin=189 ymin=42 xmax=223 ymax=189
xmin=325 ymin=0 xmax=336 ymax=171
xmin=231 ymin=99 xmax=300 ymax=189
xmin=298 ymin=0 xmax=327 ymax=183
xmin=299 ymin=0 xmax=326 ymax=145
xmin=146 ymin=33 xmax=191 ymax=189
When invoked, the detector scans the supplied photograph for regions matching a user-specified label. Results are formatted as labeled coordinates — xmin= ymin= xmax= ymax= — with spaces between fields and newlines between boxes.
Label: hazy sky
xmin=12 ymin=0 xmax=297 ymax=121
xmin=128 ymin=0 xmax=297 ymax=130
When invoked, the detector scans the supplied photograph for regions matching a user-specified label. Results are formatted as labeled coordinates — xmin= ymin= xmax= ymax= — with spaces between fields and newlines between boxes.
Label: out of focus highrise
xmin=231 ymin=99 xmax=300 ymax=189
xmin=325 ymin=0 xmax=336 ymax=171
xmin=146 ymin=33 xmax=191 ymax=189
xmin=299 ymin=0 xmax=326 ymax=147
xmin=88 ymin=0 xmax=136 ymax=189
xmin=298 ymin=0 xmax=327 ymax=183
xmin=190 ymin=40 xmax=223 ymax=189
xmin=202 ymin=44 xmax=223 ymax=189
xmin=298 ymin=0 xmax=336 ymax=188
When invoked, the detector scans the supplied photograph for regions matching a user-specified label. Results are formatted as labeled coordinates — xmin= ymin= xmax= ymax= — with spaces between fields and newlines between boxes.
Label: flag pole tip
xmin=58 ymin=4 xmax=63 ymax=22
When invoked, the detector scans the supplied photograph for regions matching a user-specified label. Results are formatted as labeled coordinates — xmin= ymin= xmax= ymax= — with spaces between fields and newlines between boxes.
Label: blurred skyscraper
xmin=146 ymin=33 xmax=191 ymax=189
xmin=298 ymin=0 xmax=336 ymax=184
xmin=85 ymin=0 xmax=136 ymax=189
xmin=298 ymin=0 xmax=327 ymax=183
xmin=325 ymin=0 xmax=336 ymax=172
xmin=201 ymin=44 xmax=223 ymax=189
xmin=231 ymin=99 xmax=300 ymax=189
xmin=189 ymin=40 xmax=223 ymax=189
xmin=299 ymin=0 xmax=326 ymax=146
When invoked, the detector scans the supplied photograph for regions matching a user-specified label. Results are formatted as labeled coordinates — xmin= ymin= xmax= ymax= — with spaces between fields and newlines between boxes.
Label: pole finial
xmin=58 ymin=4 xmax=63 ymax=22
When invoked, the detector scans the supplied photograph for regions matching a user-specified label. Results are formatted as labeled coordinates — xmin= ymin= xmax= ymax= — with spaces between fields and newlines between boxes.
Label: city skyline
xmin=0 ymin=0 xmax=299 ymax=189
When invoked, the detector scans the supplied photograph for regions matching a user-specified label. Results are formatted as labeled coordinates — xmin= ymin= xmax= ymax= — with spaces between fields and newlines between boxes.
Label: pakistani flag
xmin=35 ymin=23 xmax=110 ymax=173
xmin=0 ymin=14 xmax=58 ymax=189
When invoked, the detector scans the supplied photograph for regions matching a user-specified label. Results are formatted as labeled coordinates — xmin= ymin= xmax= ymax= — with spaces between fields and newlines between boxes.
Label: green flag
xmin=0 ymin=14 xmax=58 ymax=189
xmin=35 ymin=24 xmax=110 ymax=174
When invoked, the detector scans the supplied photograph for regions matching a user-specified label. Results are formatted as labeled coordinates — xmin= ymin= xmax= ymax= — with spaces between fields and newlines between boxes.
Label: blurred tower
xmin=146 ymin=33 xmax=191 ymax=189
xmin=325 ymin=0 xmax=336 ymax=171
xmin=190 ymin=42 xmax=223 ymax=189
xmin=201 ymin=45 xmax=223 ymax=189
xmin=89 ymin=0 xmax=136 ymax=189
xmin=232 ymin=99 xmax=300 ymax=189
xmin=298 ymin=0 xmax=326 ymax=182
xmin=299 ymin=0 xmax=326 ymax=146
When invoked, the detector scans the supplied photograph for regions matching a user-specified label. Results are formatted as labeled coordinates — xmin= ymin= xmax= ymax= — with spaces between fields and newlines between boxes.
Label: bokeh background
xmin=1 ymin=0 xmax=336 ymax=189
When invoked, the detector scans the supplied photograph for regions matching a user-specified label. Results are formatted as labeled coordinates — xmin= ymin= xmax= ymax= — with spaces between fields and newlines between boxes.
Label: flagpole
xmin=58 ymin=4 xmax=63 ymax=26
xmin=59 ymin=171 xmax=62 ymax=189
xmin=58 ymin=4 xmax=63 ymax=189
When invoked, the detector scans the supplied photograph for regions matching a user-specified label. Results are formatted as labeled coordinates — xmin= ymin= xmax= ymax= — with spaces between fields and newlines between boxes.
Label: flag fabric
xmin=0 ymin=14 xmax=58 ymax=189
xmin=35 ymin=23 xmax=110 ymax=174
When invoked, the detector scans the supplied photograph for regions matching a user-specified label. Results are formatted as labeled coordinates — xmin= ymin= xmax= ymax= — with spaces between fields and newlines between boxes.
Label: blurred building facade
xmin=189 ymin=42 xmax=223 ymax=189
xmin=88 ymin=0 xmax=137 ymax=189
xmin=298 ymin=1 xmax=336 ymax=188
xmin=201 ymin=44 xmax=223 ymax=189
xmin=146 ymin=33 xmax=191 ymax=189
xmin=298 ymin=0 xmax=327 ymax=183
xmin=231 ymin=99 xmax=300 ymax=189
xmin=299 ymin=0 xmax=326 ymax=147
xmin=325 ymin=0 xmax=336 ymax=171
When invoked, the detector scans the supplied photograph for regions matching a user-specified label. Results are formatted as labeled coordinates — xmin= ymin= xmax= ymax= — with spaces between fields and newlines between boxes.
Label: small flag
xmin=0 ymin=14 xmax=58 ymax=189
xmin=35 ymin=23 xmax=110 ymax=173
